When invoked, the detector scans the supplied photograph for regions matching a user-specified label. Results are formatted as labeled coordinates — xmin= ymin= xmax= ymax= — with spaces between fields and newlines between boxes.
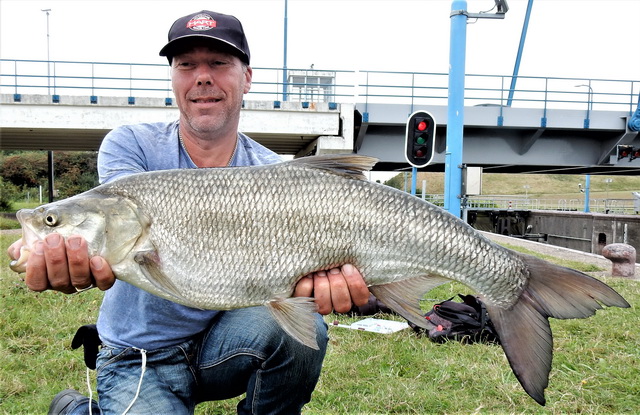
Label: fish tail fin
xmin=485 ymin=253 xmax=630 ymax=406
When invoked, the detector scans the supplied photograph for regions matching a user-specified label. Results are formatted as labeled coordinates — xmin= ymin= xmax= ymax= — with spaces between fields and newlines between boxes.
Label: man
xmin=8 ymin=10 xmax=370 ymax=414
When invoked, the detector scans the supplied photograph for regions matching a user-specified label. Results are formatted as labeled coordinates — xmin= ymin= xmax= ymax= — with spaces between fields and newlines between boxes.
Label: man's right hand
xmin=7 ymin=234 xmax=115 ymax=294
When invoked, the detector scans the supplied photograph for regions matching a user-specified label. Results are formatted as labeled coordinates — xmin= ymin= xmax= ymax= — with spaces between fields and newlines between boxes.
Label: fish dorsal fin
xmin=286 ymin=154 xmax=378 ymax=180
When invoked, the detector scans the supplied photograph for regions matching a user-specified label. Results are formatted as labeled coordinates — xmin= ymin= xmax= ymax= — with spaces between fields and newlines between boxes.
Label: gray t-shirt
xmin=96 ymin=120 xmax=281 ymax=349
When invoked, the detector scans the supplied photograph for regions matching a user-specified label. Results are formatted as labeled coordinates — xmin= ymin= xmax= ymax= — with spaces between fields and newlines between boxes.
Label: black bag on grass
xmin=410 ymin=294 xmax=500 ymax=344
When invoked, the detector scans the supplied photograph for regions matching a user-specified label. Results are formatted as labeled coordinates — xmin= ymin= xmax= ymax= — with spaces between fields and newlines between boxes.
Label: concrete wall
xmin=525 ymin=210 xmax=640 ymax=254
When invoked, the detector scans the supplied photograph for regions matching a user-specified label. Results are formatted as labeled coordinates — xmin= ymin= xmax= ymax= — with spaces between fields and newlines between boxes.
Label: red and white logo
xmin=186 ymin=14 xmax=217 ymax=31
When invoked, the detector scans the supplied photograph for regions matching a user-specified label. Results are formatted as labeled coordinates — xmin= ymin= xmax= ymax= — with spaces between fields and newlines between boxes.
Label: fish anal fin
xmin=369 ymin=274 xmax=449 ymax=330
xmin=287 ymin=154 xmax=378 ymax=180
xmin=267 ymin=297 xmax=320 ymax=350
xmin=134 ymin=250 xmax=201 ymax=309
xmin=485 ymin=253 xmax=630 ymax=406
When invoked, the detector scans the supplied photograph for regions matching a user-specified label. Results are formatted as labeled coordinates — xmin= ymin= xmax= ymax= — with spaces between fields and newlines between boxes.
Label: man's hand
xmin=293 ymin=264 xmax=370 ymax=315
xmin=7 ymin=234 xmax=115 ymax=293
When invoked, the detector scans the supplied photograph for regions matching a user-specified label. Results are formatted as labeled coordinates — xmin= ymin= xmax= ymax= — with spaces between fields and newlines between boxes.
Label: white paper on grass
xmin=330 ymin=318 xmax=409 ymax=334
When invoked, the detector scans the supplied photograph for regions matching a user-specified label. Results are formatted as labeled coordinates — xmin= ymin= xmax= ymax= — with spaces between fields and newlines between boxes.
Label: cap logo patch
xmin=186 ymin=14 xmax=217 ymax=31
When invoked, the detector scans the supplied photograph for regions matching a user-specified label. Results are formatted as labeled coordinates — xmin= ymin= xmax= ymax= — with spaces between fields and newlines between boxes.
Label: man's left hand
xmin=293 ymin=264 xmax=370 ymax=315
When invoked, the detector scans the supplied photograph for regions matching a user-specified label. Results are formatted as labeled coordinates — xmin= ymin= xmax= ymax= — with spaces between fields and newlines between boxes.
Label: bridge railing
xmin=465 ymin=195 xmax=639 ymax=214
xmin=1 ymin=58 xmax=638 ymax=115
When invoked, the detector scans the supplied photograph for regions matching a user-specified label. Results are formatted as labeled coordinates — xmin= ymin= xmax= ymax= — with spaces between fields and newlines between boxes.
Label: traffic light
xmin=615 ymin=145 xmax=640 ymax=162
xmin=617 ymin=145 xmax=633 ymax=160
xmin=405 ymin=111 xmax=436 ymax=168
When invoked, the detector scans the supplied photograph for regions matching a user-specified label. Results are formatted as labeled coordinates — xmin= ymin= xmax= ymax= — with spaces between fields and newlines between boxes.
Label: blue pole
xmin=584 ymin=174 xmax=591 ymax=212
xmin=411 ymin=167 xmax=417 ymax=196
xmin=282 ymin=0 xmax=288 ymax=102
xmin=445 ymin=0 xmax=467 ymax=217
xmin=506 ymin=0 xmax=534 ymax=107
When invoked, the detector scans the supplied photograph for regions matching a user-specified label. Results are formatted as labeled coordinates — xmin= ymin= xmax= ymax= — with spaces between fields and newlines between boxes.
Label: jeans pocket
xmin=96 ymin=346 xmax=127 ymax=369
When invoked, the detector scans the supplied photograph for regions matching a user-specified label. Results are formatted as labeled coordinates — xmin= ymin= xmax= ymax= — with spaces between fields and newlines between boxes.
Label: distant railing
xmin=464 ymin=195 xmax=639 ymax=215
xmin=1 ymin=58 xmax=638 ymax=115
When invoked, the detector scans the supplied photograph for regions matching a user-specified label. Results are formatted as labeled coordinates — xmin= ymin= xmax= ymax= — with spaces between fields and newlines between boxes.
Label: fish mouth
xmin=9 ymin=209 xmax=43 ymax=273
xmin=9 ymin=245 xmax=31 ymax=273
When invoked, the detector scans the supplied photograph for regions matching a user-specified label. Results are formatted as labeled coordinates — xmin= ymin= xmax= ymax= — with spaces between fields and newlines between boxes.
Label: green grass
xmin=0 ymin=202 xmax=40 ymax=230
xmin=500 ymin=243 xmax=605 ymax=273
xmin=0 ymin=216 xmax=20 ymax=230
xmin=414 ymin=171 xmax=640 ymax=200
xmin=1 ymin=232 xmax=639 ymax=414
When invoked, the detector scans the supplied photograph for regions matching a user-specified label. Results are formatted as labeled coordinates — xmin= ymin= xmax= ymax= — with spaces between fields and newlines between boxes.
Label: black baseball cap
xmin=159 ymin=11 xmax=250 ymax=64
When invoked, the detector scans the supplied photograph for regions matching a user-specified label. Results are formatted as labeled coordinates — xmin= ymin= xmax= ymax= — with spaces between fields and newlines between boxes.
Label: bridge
xmin=1 ymin=58 xmax=639 ymax=175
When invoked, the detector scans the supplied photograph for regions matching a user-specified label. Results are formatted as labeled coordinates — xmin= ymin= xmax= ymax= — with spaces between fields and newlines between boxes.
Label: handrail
xmin=1 ymin=58 xmax=638 ymax=115
xmin=464 ymin=194 xmax=639 ymax=215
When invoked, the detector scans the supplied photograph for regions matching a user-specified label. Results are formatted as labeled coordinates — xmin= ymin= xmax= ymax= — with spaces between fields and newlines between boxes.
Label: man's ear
xmin=243 ymin=66 xmax=253 ymax=94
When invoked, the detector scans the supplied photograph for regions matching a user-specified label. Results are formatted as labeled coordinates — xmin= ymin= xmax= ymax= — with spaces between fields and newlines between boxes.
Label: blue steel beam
xmin=507 ymin=0 xmax=534 ymax=107
xmin=445 ymin=0 xmax=468 ymax=217
xmin=629 ymin=93 xmax=640 ymax=131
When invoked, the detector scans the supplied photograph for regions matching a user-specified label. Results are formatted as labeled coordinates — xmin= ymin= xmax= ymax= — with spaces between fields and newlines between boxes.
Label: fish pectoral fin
xmin=134 ymin=250 xmax=202 ymax=309
xmin=266 ymin=297 xmax=320 ymax=350
xmin=369 ymin=274 xmax=449 ymax=330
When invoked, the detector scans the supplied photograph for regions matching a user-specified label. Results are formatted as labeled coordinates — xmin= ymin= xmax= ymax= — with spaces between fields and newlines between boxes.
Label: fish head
xmin=10 ymin=191 xmax=145 ymax=273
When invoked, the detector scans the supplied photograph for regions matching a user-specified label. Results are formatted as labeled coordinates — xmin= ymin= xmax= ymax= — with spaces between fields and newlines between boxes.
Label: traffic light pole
xmin=411 ymin=167 xmax=418 ymax=196
xmin=445 ymin=0 xmax=508 ymax=217
xmin=444 ymin=0 xmax=468 ymax=217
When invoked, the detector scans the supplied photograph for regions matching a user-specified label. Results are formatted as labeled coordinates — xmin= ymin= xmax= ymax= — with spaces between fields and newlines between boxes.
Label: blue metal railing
xmin=1 ymin=58 xmax=638 ymax=115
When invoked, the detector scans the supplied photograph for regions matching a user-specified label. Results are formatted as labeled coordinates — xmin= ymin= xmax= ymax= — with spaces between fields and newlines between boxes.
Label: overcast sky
xmin=1 ymin=0 xmax=639 ymax=80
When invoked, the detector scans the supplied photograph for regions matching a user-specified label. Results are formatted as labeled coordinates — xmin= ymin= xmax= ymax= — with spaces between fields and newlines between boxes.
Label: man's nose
xmin=195 ymin=69 xmax=213 ymax=86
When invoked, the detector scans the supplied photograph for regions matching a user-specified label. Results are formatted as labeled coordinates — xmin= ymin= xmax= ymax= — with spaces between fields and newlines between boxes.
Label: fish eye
xmin=44 ymin=211 xmax=58 ymax=227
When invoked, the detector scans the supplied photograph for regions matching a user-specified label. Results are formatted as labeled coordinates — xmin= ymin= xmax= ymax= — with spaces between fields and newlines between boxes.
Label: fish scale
xmin=103 ymin=160 xmax=523 ymax=309
xmin=10 ymin=154 xmax=629 ymax=406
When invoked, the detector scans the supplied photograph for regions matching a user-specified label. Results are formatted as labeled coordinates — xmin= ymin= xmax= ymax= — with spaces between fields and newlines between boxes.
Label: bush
xmin=0 ymin=177 xmax=19 ymax=211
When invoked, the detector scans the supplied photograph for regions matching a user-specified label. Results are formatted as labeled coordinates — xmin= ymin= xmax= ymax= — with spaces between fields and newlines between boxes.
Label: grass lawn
xmin=1 ymin=232 xmax=638 ymax=414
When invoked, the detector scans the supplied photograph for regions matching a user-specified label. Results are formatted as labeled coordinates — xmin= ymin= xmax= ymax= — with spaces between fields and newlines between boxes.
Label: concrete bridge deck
xmin=1 ymin=60 xmax=638 ymax=174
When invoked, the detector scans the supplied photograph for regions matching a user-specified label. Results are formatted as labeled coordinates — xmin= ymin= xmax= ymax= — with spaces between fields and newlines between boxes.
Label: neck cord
xmin=178 ymin=128 xmax=238 ymax=167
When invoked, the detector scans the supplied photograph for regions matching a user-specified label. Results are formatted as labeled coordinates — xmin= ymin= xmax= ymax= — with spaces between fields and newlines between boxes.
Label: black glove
xmin=71 ymin=324 xmax=101 ymax=370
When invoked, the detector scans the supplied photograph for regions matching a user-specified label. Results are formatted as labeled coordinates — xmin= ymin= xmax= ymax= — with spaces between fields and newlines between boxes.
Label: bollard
xmin=602 ymin=243 xmax=636 ymax=278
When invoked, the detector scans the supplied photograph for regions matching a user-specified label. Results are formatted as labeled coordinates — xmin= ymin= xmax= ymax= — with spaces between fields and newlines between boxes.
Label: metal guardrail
xmin=1 ymin=58 xmax=638 ymax=115
xmin=464 ymin=195 xmax=639 ymax=215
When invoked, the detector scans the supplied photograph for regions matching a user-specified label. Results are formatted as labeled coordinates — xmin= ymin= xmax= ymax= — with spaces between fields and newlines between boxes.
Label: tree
xmin=0 ymin=151 xmax=99 ymax=203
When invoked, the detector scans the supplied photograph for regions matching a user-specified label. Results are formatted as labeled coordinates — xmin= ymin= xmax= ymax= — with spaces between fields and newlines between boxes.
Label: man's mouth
xmin=191 ymin=98 xmax=222 ymax=103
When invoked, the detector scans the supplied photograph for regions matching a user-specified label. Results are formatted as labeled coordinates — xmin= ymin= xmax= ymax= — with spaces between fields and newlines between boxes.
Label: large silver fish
xmin=10 ymin=155 xmax=629 ymax=405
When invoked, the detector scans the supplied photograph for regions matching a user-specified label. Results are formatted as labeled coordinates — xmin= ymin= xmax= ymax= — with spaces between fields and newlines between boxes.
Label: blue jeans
xmin=70 ymin=306 xmax=328 ymax=414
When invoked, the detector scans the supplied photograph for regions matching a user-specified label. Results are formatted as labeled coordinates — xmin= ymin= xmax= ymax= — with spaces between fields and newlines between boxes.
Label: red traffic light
xmin=405 ymin=110 xmax=436 ymax=168
xmin=618 ymin=145 xmax=634 ymax=160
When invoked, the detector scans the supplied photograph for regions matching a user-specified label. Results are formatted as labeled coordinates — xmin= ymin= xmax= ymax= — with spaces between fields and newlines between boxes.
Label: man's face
xmin=171 ymin=46 xmax=252 ymax=139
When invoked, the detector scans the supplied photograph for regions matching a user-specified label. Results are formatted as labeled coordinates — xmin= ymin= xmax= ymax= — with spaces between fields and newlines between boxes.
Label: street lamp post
xmin=41 ymin=9 xmax=51 ymax=95
xmin=282 ymin=0 xmax=288 ymax=102
xmin=41 ymin=8 xmax=54 ymax=202
xmin=575 ymin=83 xmax=593 ymax=129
